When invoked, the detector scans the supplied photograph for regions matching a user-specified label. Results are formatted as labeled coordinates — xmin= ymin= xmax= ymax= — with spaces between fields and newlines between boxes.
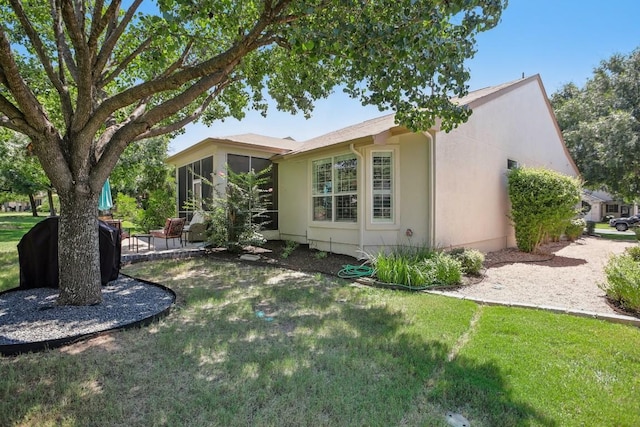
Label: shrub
xmin=448 ymin=247 xmax=485 ymax=275
xmin=203 ymin=166 xmax=271 ymax=253
xmin=281 ymin=240 xmax=299 ymax=259
xmin=422 ymin=252 xmax=462 ymax=286
xmin=600 ymin=251 xmax=640 ymax=313
xmin=138 ymin=188 xmax=176 ymax=232
xmin=586 ymin=220 xmax=596 ymax=235
xmin=634 ymin=227 xmax=640 ymax=242
xmin=565 ymin=218 xmax=586 ymax=241
xmin=507 ymin=167 xmax=582 ymax=252
xmin=625 ymin=246 xmax=640 ymax=262
xmin=113 ymin=193 xmax=140 ymax=222
xmin=36 ymin=193 xmax=60 ymax=214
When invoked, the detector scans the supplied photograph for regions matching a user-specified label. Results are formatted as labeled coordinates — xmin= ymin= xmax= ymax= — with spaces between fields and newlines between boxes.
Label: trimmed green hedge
xmin=507 ymin=167 xmax=581 ymax=252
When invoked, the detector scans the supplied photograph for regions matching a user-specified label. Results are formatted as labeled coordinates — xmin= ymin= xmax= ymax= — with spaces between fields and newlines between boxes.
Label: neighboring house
xmin=582 ymin=190 xmax=638 ymax=222
xmin=168 ymin=74 xmax=580 ymax=257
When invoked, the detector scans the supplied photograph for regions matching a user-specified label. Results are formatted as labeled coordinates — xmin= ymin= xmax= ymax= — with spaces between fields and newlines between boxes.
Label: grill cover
xmin=18 ymin=217 xmax=121 ymax=289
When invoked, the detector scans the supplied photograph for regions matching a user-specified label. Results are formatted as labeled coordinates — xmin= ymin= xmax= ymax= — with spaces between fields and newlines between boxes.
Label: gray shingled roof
xmin=212 ymin=133 xmax=302 ymax=151
xmin=283 ymin=75 xmax=538 ymax=157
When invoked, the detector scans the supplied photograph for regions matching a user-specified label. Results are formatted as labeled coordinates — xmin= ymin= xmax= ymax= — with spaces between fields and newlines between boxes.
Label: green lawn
xmin=0 ymin=213 xmax=45 ymax=291
xmin=1 ymin=214 xmax=640 ymax=425
xmin=0 ymin=256 xmax=638 ymax=426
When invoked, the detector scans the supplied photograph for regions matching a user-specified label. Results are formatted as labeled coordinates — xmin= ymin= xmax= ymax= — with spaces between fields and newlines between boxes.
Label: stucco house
xmin=167 ymin=74 xmax=579 ymax=257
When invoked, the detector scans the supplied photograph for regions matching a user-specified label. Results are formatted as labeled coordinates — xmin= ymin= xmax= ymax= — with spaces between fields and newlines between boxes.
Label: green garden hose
xmin=337 ymin=264 xmax=375 ymax=279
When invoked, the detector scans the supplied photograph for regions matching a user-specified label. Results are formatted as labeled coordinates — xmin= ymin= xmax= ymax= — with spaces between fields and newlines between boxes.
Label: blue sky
xmin=169 ymin=0 xmax=640 ymax=154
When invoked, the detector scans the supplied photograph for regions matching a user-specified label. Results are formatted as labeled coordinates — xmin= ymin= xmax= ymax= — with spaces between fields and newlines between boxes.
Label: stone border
xmin=426 ymin=291 xmax=640 ymax=328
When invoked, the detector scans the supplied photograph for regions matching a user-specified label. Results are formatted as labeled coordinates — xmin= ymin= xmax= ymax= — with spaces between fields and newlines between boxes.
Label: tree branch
xmin=133 ymin=83 xmax=227 ymax=141
xmin=60 ymin=0 xmax=93 ymax=136
xmin=7 ymin=0 xmax=73 ymax=117
xmin=98 ymin=36 xmax=153 ymax=89
xmin=50 ymin=0 xmax=79 ymax=82
xmin=94 ymin=0 xmax=143 ymax=79
xmin=84 ymin=3 xmax=287 ymax=140
xmin=0 ymin=29 xmax=49 ymax=132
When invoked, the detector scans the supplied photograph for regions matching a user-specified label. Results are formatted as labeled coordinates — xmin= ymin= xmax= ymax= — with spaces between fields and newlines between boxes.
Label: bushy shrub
xmin=138 ymin=188 xmax=176 ymax=232
xmin=203 ymin=166 xmax=271 ymax=252
xmin=634 ymin=227 xmax=640 ymax=242
xmin=586 ymin=220 xmax=596 ymax=235
xmin=565 ymin=218 xmax=586 ymax=241
xmin=600 ymin=249 xmax=640 ymax=313
xmin=507 ymin=167 xmax=581 ymax=252
xmin=36 ymin=194 xmax=60 ymax=214
xmin=625 ymin=246 xmax=640 ymax=261
xmin=113 ymin=193 xmax=140 ymax=222
xmin=448 ymin=247 xmax=485 ymax=275
xmin=281 ymin=240 xmax=299 ymax=259
xmin=422 ymin=252 xmax=462 ymax=286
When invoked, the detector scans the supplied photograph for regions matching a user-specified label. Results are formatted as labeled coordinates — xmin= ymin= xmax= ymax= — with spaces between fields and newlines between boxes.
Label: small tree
xmin=508 ymin=167 xmax=582 ymax=253
xmin=205 ymin=166 xmax=272 ymax=252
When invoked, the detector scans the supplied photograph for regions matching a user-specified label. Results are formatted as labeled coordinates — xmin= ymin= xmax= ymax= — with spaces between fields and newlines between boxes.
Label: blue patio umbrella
xmin=98 ymin=178 xmax=113 ymax=212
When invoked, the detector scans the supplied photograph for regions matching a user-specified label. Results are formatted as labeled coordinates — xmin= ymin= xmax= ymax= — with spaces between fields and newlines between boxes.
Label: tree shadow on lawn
xmin=0 ymin=259 xmax=554 ymax=426
xmin=133 ymin=259 xmax=554 ymax=426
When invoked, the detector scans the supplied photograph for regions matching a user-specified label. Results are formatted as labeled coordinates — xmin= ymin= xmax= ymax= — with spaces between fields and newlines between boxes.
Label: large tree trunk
xmin=56 ymin=190 xmax=102 ymax=306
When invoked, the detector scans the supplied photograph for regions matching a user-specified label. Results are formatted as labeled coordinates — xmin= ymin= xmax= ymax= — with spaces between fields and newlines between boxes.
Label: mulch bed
xmin=204 ymin=240 xmax=364 ymax=278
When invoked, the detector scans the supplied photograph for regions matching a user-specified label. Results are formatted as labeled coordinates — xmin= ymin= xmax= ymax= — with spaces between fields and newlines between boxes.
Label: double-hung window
xmin=372 ymin=152 xmax=393 ymax=222
xmin=312 ymin=154 xmax=357 ymax=222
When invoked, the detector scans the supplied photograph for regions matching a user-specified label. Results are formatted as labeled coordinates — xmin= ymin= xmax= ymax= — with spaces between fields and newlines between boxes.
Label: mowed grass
xmin=1 ymin=256 xmax=639 ymax=426
xmin=0 ymin=213 xmax=44 ymax=291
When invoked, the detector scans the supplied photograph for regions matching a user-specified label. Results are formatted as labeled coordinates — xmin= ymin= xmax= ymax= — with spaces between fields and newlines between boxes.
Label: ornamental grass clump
xmin=600 ymin=247 xmax=640 ymax=313
xmin=372 ymin=246 xmax=462 ymax=288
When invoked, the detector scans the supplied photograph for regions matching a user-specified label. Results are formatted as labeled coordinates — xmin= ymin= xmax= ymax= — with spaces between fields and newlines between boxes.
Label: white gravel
xmin=434 ymin=236 xmax=637 ymax=317
xmin=0 ymin=275 xmax=174 ymax=349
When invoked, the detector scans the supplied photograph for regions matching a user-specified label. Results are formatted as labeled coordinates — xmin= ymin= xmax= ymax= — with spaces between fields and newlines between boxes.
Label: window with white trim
xmin=312 ymin=154 xmax=357 ymax=222
xmin=372 ymin=152 xmax=393 ymax=222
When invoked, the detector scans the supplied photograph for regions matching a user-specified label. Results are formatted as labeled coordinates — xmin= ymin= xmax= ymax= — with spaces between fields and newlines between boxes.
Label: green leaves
xmin=551 ymin=47 xmax=640 ymax=201
xmin=507 ymin=167 xmax=582 ymax=252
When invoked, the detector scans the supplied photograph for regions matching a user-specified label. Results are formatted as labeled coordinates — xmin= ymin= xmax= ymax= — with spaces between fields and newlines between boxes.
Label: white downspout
xmin=350 ymin=143 xmax=365 ymax=257
xmin=424 ymin=131 xmax=436 ymax=248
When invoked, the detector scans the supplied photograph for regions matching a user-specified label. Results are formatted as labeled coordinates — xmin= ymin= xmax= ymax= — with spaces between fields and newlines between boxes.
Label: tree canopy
xmin=551 ymin=48 xmax=640 ymax=202
xmin=0 ymin=0 xmax=507 ymax=305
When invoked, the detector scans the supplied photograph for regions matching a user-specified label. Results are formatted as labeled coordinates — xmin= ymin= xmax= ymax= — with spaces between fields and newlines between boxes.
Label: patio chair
xmin=150 ymin=217 xmax=186 ymax=250
xmin=183 ymin=211 xmax=207 ymax=242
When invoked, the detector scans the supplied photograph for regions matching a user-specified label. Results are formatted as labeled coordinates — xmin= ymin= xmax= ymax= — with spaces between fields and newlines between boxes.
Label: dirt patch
xmin=204 ymin=240 xmax=363 ymax=278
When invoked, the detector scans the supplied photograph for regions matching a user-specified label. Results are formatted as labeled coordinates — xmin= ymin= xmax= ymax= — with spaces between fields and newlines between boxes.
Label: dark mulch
xmin=204 ymin=240 xmax=365 ymax=278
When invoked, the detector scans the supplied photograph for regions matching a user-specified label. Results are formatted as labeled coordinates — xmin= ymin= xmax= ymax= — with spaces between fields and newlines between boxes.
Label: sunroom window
xmin=312 ymin=154 xmax=357 ymax=222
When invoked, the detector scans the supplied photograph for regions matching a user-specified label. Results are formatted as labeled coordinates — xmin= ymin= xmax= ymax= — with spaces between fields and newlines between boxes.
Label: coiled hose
xmin=337 ymin=264 xmax=375 ymax=279
xmin=338 ymin=264 xmax=436 ymax=291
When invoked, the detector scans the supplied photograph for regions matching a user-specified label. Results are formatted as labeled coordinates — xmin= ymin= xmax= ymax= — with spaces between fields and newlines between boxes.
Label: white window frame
xmin=311 ymin=154 xmax=358 ymax=223
xmin=371 ymin=150 xmax=394 ymax=223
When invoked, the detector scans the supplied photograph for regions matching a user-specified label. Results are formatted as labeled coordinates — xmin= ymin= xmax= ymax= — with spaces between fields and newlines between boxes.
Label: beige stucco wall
xmin=433 ymin=78 xmax=578 ymax=252
xmin=277 ymin=132 xmax=431 ymax=258
xmin=276 ymin=147 xmax=362 ymax=256
xmin=277 ymin=157 xmax=309 ymax=243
